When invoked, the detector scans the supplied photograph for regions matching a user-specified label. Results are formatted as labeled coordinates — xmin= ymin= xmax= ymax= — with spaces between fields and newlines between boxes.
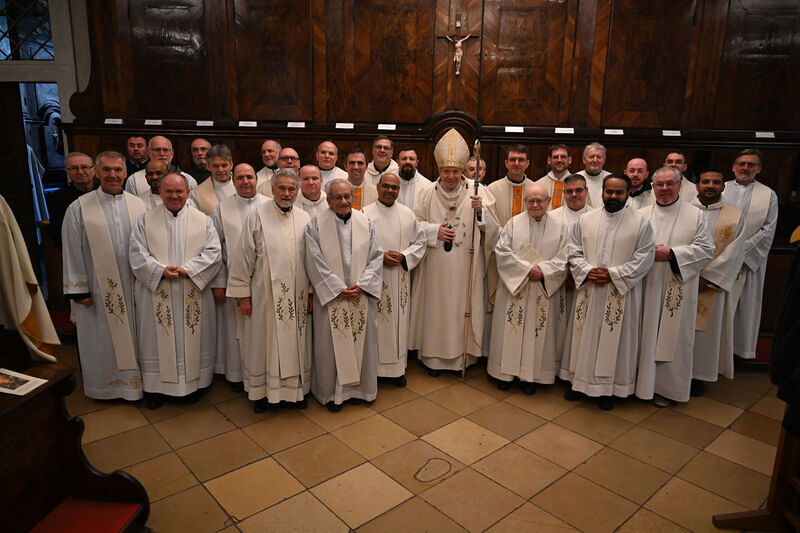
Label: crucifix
xmin=439 ymin=33 xmax=478 ymax=76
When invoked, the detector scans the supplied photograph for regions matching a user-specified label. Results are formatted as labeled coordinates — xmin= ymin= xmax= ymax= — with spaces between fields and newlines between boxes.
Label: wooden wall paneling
xmin=431 ymin=0 xmax=454 ymax=116
xmin=352 ymin=0 xmax=434 ymax=123
xmin=479 ymin=0 xmax=570 ymax=126
xmin=602 ymin=0 xmax=697 ymax=128
xmin=127 ymin=0 xmax=212 ymax=119
xmin=557 ymin=1 xmax=579 ymax=124
xmin=569 ymin=0 xmax=599 ymax=126
xmin=324 ymin=0 xmax=353 ymax=122
xmin=587 ymin=0 xmax=612 ymax=126
xmin=205 ymin=0 xmax=238 ymax=121
xmin=713 ymin=0 xmax=800 ymax=130
xmin=233 ymin=0 xmax=313 ymax=121
xmin=312 ymin=0 xmax=328 ymax=123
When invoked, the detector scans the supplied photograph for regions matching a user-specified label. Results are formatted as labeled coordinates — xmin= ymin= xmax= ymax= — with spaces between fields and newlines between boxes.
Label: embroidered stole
xmin=352 ymin=187 xmax=363 ymax=210
xmin=146 ymin=206 xmax=207 ymax=383
xmin=258 ymin=202 xmax=309 ymax=379
xmin=643 ymin=202 xmax=698 ymax=362
xmin=500 ymin=214 xmax=559 ymax=378
xmin=696 ymin=204 xmax=741 ymax=331
xmin=318 ymin=208 xmax=370 ymax=386
xmin=570 ymin=207 xmax=640 ymax=377
xmin=194 ymin=178 xmax=219 ymax=215
xmin=80 ymin=191 xmax=145 ymax=370
xmin=551 ymin=180 xmax=564 ymax=209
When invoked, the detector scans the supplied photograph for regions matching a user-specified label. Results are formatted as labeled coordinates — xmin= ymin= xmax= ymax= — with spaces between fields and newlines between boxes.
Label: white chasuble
xmin=192 ymin=178 xmax=235 ymax=215
xmin=140 ymin=189 xmax=163 ymax=210
xmin=125 ymin=169 xmax=198 ymax=197
xmin=563 ymin=205 xmax=654 ymax=397
xmin=366 ymin=159 xmax=399 ymax=186
xmin=63 ymin=190 xmax=146 ymax=400
xmin=320 ymin=166 xmax=348 ymax=187
xmin=636 ymin=201 xmax=714 ymax=402
xmin=227 ymin=200 xmax=312 ymax=403
xmin=351 ymin=181 xmax=378 ymax=211
xmin=577 ymin=169 xmax=610 ymax=208
xmin=397 ymin=171 xmax=433 ymax=210
xmin=723 ymin=180 xmax=778 ymax=358
xmin=409 ymin=179 xmax=499 ymax=371
xmin=363 ymin=201 xmax=427 ymax=376
xmin=130 ymin=204 xmax=221 ymax=395
xmin=488 ymin=212 xmax=569 ymax=384
xmin=305 ymin=208 xmax=383 ymax=404
xmin=691 ymin=200 xmax=745 ymax=381
xmin=295 ymin=191 xmax=327 ymax=219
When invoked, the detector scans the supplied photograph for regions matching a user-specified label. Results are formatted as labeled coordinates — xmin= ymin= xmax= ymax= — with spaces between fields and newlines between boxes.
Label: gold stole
xmin=551 ymin=180 xmax=564 ymax=209
xmin=643 ymin=202 xmax=698 ymax=362
xmin=318 ymin=208 xmax=370 ymax=386
xmin=79 ymin=191 xmax=146 ymax=370
xmin=352 ymin=187 xmax=363 ymax=210
xmin=570 ymin=207 xmax=640 ymax=377
xmin=194 ymin=179 xmax=219 ymax=215
xmin=696 ymin=204 xmax=741 ymax=331
xmin=258 ymin=202 xmax=309 ymax=379
xmin=146 ymin=206 xmax=207 ymax=383
xmin=500 ymin=214 xmax=559 ymax=378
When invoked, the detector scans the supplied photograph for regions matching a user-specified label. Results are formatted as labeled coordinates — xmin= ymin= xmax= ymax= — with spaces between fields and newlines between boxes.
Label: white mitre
xmin=434 ymin=128 xmax=470 ymax=169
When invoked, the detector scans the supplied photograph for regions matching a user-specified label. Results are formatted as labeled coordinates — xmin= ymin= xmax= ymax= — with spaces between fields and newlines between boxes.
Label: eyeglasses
xmin=67 ymin=165 xmax=94 ymax=172
xmin=150 ymin=147 xmax=173 ymax=153
xmin=331 ymin=194 xmax=352 ymax=202
xmin=279 ymin=156 xmax=299 ymax=162
xmin=374 ymin=145 xmax=392 ymax=152
xmin=379 ymin=185 xmax=400 ymax=191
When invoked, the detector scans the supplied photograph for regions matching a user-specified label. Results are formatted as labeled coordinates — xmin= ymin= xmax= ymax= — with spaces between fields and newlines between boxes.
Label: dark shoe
xmin=184 ymin=390 xmax=201 ymax=404
xmin=295 ymin=397 xmax=308 ymax=409
xmin=690 ymin=379 xmax=706 ymax=397
xmin=496 ymin=380 xmax=511 ymax=391
xmin=228 ymin=380 xmax=244 ymax=393
xmin=145 ymin=392 xmax=164 ymax=410
xmin=326 ymin=401 xmax=342 ymax=412
xmin=427 ymin=369 xmax=442 ymax=377
xmin=653 ymin=394 xmax=672 ymax=408
xmin=253 ymin=398 xmax=269 ymax=413
xmin=598 ymin=395 xmax=615 ymax=411
xmin=394 ymin=375 xmax=407 ymax=387
xmin=522 ymin=382 xmax=537 ymax=395
xmin=564 ymin=389 xmax=586 ymax=402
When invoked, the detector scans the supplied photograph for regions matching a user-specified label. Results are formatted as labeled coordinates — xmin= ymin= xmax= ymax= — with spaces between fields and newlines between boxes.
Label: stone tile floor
xmin=60 ymin=344 xmax=780 ymax=532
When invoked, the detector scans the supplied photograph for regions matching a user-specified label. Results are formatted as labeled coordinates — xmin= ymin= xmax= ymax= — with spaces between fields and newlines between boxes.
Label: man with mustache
xmin=396 ymin=146 xmax=433 ymax=209
xmin=125 ymin=136 xmax=197 ymax=196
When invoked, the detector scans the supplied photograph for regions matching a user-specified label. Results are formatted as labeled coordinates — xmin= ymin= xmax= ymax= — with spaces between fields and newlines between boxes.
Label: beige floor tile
xmin=176 ymin=429 xmax=266 ymax=482
xmin=721 ymin=371 xmax=772 ymax=394
xmin=473 ymin=443 xmax=566 ymax=498
xmin=202 ymin=375 xmax=240 ymax=405
xmin=422 ymin=418 xmax=509 ymax=465
xmin=730 ymin=410 xmax=782 ymax=446
xmin=370 ymin=383 xmax=419 ymax=411
xmin=421 ymin=468 xmax=524 ymax=533
xmin=80 ymin=404 xmax=150 ymax=444
xmin=371 ymin=439 xmax=466 ymax=494
xmin=65 ymin=388 xmax=109 ymax=417
xmin=426 ymin=382 xmax=497 ymax=416
xmin=486 ymin=502 xmax=578 ymax=532
xmin=464 ymin=374 xmax=514 ymax=400
xmin=332 ymin=414 xmax=415 ymax=459
xmin=300 ymin=397 xmax=376 ymax=432
xmin=609 ymin=426 xmax=698 ymax=474
xmin=677 ymin=451 xmax=770 ymax=508
xmin=125 ymin=452 xmax=198 ymax=502
xmin=645 ymin=477 xmax=746 ymax=533
xmin=575 ymin=447 xmax=670 ymax=504
xmin=311 ymin=463 xmax=412 ymax=528
xmin=750 ymin=395 xmax=785 ymax=421
xmin=359 ymin=496 xmax=467 ymax=533
xmin=671 ymin=396 xmax=743 ymax=427
xmin=705 ymin=429 xmax=777 ymax=476
xmin=704 ymin=380 xmax=761 ymax=409
xmin=553 ymin=404 xmax=632 ymax=444
xmin=466 ymin=400 xmax=546 ymax=441
xmin=382 ymin=397 xmax=460 ymax=436
xmin=147 ymin=485 xmax=228 ymax=533
xmin=244 ymin=410 xmax=325 ymax=453
xmin=640 ymin=408 xmax=724 ymax=448
xmin=215 ymin=395 xmax=287 ymax=428
xmin=404 ymin=362 xmax=461 ymax=395
xmin=610 ymin=397 xmax=658 ymax=424
xmin=205 ymin=457 xmax=304 ymax=520
xmin=617 ymin=509 xmax=689 ymax=532
xmin=138 ymin=396 xmax=213 ymax=424
xmin=239 ymin=491 xmax=348 ymax=533
xmin=503 ymin=386 xmax=575 ymax=420
xmin=153 ymin=406 xmax=235 ymax=449
xmin=532 ymin=472 xmax=637 ymax=533
xmin=515 ymin=422 xmax=602 ymax=470
xmin=83 ymin=425 xmax=170 ymax=472
xmin=274 ymin=434 xmax=364 ymax=487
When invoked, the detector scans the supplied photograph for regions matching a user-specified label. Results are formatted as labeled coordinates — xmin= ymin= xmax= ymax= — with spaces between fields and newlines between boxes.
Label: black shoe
xmin=427 ymin=369 xmax=442 ymax=377
xmin=253 ymin=398 xmax=269 ymax=413
xmin=690 ymin=379 xmax=706 ymax=397
xmin=326 ymin=401 xmax=342 ymax=412
xmin=145 ymin=392 xmax=164 ymax=410
xmin=183 ymin=390 xmax=201 ymax=404
xmin=394 ymin=375 xmax=407 ymax=387
xmin=496 ymin=380 xmax=511 ymax=391
xmin=522 ymin=382 xmax=537 ymax=395
xmin=228 ymin=381 xmax=244 ymax=393
xmin=295 ymin=397 xmax=308 ymax=409
xmin=598 ymin=396 xmax=615 ymax=411
xmin=564 ymin=389 xmax=585 ymax=402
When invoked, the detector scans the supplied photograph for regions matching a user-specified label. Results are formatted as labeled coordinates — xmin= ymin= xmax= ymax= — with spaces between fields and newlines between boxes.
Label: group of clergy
xmin=60 ymin=129 xmax=777 ymax=413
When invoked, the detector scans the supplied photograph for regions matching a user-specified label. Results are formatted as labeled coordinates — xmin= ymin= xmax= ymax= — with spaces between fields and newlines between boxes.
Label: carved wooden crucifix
xmin=438 ymin=33 xmax=478 ymax=76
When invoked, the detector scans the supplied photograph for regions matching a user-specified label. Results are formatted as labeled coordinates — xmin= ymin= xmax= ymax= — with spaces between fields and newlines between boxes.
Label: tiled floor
xmin=61 ymin=344 xmax=781 ymax=532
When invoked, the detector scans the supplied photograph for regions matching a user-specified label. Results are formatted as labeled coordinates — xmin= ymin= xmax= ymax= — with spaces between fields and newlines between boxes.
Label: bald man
xmin=125 ymin=135 xmax=198 ymax=197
